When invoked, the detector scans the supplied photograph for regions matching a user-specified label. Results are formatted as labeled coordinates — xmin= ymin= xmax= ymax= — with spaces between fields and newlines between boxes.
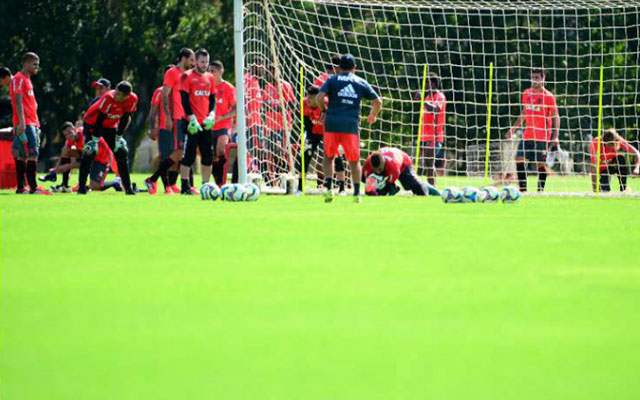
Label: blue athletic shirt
xmin=320 ymin=72 xmax=379 ymax=135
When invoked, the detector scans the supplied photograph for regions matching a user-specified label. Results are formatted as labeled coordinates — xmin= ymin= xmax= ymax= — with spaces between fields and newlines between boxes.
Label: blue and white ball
xmin=200 ymin=182 xmax=222 ymax=200
xmin=501 ymin=186 xmax=521 ymax=203
xmin=461 ymin=186 xmax=484 ymax=203
xmin=441 ymin=186 xmax=463 ymax=203
xmin=480 ymin=186 xmax=500 ymax=203
xmin=244 ymin=183 xmax=260 ymax=201
xmin=221 ymin=183 xmax=243 ymax=201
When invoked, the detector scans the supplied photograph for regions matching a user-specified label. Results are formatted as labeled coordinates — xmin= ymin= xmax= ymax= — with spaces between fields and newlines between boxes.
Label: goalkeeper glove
xmin=187 ymin=115 xmax=203 ymax=135
xmin=114 ymin=135 xmax=128 ymax=153
xmin=83 ymin=137 xmax=100 ymax=155
xmin=202 ymin=111 xmax=216 ymax=130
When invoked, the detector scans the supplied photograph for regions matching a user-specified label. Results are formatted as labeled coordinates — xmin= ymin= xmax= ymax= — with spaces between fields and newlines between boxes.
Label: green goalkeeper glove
xmin=114 ymin=135 xmax=128 ymax=153
xmin=203 ymin=111 xmax=216 ymax=130
xmin=187 ymin=115 xmax=203 ymax=135
xmin=83 ymin=137 xmax=99 ymax=155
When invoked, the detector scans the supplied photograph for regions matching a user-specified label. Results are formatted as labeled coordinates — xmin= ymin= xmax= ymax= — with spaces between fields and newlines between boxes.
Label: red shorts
xmin=324 ymin=132 xmax=360 ymax=162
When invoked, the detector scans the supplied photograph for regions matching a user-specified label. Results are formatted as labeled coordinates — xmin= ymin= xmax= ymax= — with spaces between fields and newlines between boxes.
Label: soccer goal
xmin=239 ymin=0 xmax=640 ymax=196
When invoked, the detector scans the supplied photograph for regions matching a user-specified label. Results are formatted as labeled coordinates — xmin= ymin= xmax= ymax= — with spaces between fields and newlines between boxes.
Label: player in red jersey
xmin=244 ymin=62 xmax=264 ymax=155
xmin=89 ymin=78 xmax=111 ymax=107
xmin=178 ymin=49 xmax=217 ymax=193
xmin=78 ymin=80 xmax=138 ymax=194
xmin=590 ymin=128 xmax=639 ymax=192
xmin=264 ymin=64 xmax=295 ymax=184
xmin=418 ymin=72 xmax=446 ymax=186
xmin=145 ymin=49 xmax=195 ymax=194
xmin=38 ymin=121 xmax=84 ymax=192
xmin=209 ymin=60 xmax=237 ymax=185
xmin=10 ymin=52 xmax=51 ymax=194
xmin=148 ymin=64 xmax=175 ymax=193
xmin=507 ymin=68 xmax=560 ymax=192
xmin=0 ymin=67 xmax=12 ymax=88
xmin=295 ymin=85 xmax=348 ymax=194
xmin=362 ymin=147 xmax=439 ymax=196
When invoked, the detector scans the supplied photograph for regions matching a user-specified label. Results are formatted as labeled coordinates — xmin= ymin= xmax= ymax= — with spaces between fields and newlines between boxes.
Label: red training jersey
xmin=313 ymin=73 xmax=330 ymax=87
xmin=303 ymin=97 xmax=327 ymax=135
xmin=244 ymin=73 xmax=263 ymax=128
xmin=10 ymin=71 xmax=39 ymax=127
xmin=84 ymin=90 xmax=138 ymax=129
xmin=182 ymin=70 xmax=214 ymax=124
xmin=65 ymin=126 xmax=85 ymax=150
xmin=211 ymin=80 xmax=236 ymax=131
xmin=590 ymin=137 xmax=635 ymax=171
xmin=421 ymin=90 xmax=446 ymax=143
xmin=94 ymin=136 xmax=114 ymax=165
xmin=265 ymin=80 xmax=294 ymax=132
xmin=151 ymin=86 xmax=166 ymax=129
xmin=362 ymin=147 xmax=413 ymax=185
xmin=163 ymin=66 xmax=188 ymax=120
xmin=522 ymin=87 xmax=557 ymax=142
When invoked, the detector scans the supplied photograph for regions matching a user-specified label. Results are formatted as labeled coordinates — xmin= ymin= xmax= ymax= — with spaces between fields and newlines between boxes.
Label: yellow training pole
xmin=415 ymin=64 xmax=429 ymax=169
xmin=299 ymin=65 xmax=306 ymax=196
xmin=595 ymin=65 xmax=604 ymax=197
xmin=483 ymin=62 xmax=494 ymax=187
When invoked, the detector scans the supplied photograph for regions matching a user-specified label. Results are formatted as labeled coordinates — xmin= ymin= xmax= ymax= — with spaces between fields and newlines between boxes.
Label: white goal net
xmin=241 ymin=0 xmax=640 ymax=195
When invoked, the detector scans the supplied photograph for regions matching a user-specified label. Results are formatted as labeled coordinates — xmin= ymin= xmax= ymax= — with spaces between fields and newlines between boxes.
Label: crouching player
xmin=362 ymin=147 xmax=440 ymax=196
xmin=590 ymin=128 xmax=640 ymax=192
xmin=39 ymin=121 xmax=84 ymax=192
xmin=78 ymin=80 xmax=137 ymax=194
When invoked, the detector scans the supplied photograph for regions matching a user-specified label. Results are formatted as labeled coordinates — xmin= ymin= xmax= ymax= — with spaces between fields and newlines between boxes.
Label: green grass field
xmin=2 ymin=178 xmax=640 ymax=399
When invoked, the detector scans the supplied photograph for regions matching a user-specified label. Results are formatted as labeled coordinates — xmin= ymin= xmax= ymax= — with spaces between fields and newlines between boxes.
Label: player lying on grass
xmin=590 ymin=128 xmax=640 ymax=192
xmin=39 ymin=121 xmax=84 ymax=192
xmin=77 ymin=80 xmax=137 ymax=194
xmin=362 ymin=147 xmax=440 ymax=196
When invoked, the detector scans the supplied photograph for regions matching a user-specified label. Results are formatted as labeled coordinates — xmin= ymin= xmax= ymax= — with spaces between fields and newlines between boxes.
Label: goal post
xmin=239 ymin=0 xmax=640 ymax=195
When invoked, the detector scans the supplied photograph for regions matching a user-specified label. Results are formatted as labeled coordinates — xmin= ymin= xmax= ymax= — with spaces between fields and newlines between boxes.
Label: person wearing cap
xmin=315 ymin=53 xmax=382 ymax=203
xmin=89 ymin=78 xmax=111 ymax=107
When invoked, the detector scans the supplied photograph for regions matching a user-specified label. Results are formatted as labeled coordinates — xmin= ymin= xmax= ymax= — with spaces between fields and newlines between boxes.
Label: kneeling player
xmin=362 ymin=147 xmax=439 ymax=196
xmin=78 ymin=136 xmax=122 ymax=193
xmin=39 ymin=121 xmax=83 ymax=191
xmin=590 ymin=128 xmax=640 ymax=192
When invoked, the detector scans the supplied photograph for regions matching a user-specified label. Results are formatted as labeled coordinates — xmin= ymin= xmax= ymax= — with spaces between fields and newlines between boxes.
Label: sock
xmin=338 ymin=180 xmax=345 ymax=192
xmin=160 ymin=173 xmax=169 ymax=189
xmin=619 ymin=174 xmax=627 ymax=191
xmin=78 ymin=155 xmax=93 ymax=191
xmin=189 ymin=167 xmax=194 ymax=187
xmin=26 ymin=160 xmax=38 ymax=191
xmin=324 ymin=177 xmax=333 ymax=190
xmin=61 ymin=157 xmax=71 ymax=186
xmin=150 ymin=158 xmax=174 ymax=182
xmin=213 ymin=158 xmax=226 ymax=185
xmin=115 ymin=155 xmax=132 ymax=192
xmin=353 ymin=183 xmax=360 ymax=196
xmin=101 ymin=181 xmax=117 ymax=191
xmin=181 ymin=178 xmax=190 ymax=193
xmin=15 ymin=159 xmax=26 ymax=191
xmin=516 ymin=162 xmax=527 ymax=192
xmin=168 ymin=170 xmax=179 ymax=186
xmin=537 ymin=168 xmax=547 ymax=192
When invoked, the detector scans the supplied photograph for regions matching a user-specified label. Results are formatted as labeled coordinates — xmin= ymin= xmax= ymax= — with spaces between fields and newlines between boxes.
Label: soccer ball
xmin=501 ymin=186 xmax=522 ymax=203
xmin=480 ymin=186 xmax=500 ymax=203
xmin=221 ymin=183 xmax=246 ymax=202
xmin=244 ymin=183 xmax=260 ymax=201
xmin=461 ymin=186 xmax=484 ymax=203
xmin=441 ymin=187 xmax=463 ymax=203
xmin=199 ymin=182 xmax=220 ymax=200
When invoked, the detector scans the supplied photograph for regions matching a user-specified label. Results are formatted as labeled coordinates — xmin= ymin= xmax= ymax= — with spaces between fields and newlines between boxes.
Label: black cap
xmin=92 ymin=78 xmax=111 ymax=88
xmin=339 ymin=54 xmax=356 ymax=70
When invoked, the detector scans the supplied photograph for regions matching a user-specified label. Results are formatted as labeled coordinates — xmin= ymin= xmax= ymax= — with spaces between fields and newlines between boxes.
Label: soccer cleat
xmin=181 ymin=187 xmax=198 ymax=195
xmin=71 ymin=184 xmax=80 ymax=193
xmin=30 ymin=187 xmax=53 ymax=195
xmin=169 ymin=184 xmax=180 ymax=194
xmin=125 ymin=188 xmax=136 ymax=195
xmin=38 ymin=172 xmax=57 ymax=182
xmin=144 ymin=178 xmax=158 ymax=195
xmin=353 ymin=195 xmax=362 ymax=203
xmin=164 ymin=187 xmax=175 ymax=195
xmin=324 ymin=190 xmax=334 ymax=203
xmin=77 ymin=186 xmax=87 ymax=195
xmin=338 ymin=190 xmax=347 ymax=196
xmin=15 ymin=188 xmax=29 ymax=194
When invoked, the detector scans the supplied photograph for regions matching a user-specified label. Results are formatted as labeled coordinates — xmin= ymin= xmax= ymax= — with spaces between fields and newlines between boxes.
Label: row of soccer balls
xmin=441 ymin=186 xmax=522 ymax=203
xmin=199 ymin=182 xmax=261 ymax=201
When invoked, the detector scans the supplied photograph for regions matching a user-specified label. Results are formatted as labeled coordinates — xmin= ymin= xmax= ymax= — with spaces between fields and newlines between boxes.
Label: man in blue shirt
xmin=316 ymin=54 xmax=382 ymax=203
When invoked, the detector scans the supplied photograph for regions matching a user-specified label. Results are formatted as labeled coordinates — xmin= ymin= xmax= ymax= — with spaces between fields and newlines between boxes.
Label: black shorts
xmin=516 ymin=140 xmax=547 ymax=162
xmin=83 ymin=123 xmax=117 ymax=150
